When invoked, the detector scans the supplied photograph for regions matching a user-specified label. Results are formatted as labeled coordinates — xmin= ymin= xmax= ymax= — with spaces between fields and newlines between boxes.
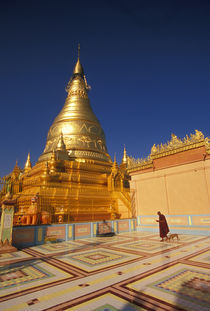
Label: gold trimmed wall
xmin=128 ymin=131 xmax=210 ymax=235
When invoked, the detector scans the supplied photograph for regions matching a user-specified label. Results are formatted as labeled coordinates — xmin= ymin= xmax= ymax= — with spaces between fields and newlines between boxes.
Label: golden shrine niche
xmin=0 ymin=51 xmax=132 ymax=224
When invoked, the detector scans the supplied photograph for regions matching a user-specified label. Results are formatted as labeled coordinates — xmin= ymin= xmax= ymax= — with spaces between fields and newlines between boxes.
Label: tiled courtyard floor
xmin=0 ymin=232 xmax=209 ymax=311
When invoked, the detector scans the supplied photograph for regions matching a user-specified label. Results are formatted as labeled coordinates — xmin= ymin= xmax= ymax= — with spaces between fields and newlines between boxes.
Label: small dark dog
xmin=166 ymin=233 xmax=179 ymax=241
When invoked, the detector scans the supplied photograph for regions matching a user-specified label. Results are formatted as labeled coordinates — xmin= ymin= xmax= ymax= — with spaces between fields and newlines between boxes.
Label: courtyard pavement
xmin=0 ymin=232 xmax=209 ymax=311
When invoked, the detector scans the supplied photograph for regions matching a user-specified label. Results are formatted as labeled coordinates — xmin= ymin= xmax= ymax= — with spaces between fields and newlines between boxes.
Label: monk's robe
xmin=159 ymin=214 xmax=169 ymax=238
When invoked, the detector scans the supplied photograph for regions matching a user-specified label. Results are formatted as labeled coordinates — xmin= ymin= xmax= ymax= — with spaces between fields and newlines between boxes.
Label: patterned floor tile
xmin=120 ymin=232 xmax=156 ymax=237
xmin=79 ymin=235 xmax=131 ymax=244
xmin=0 ymin=259 xmax=73 ymax=297
xmin=55 ymin=248 xmax=141 ymax=272
xmin=29 ymin=241 xmax=87 ymax=254
xmin=112 ymin=240 xmax=176 ymax=253
xmin=188 ymin=250 xmax=210 ymax=264
xmin=126 ymin=263 xmax=210 ymax=311
xmin=0 ymin=251 xmax=33 ymax=264
xmin=177 ymin=235 xmax=207 ymax=242
xmin=67 ymin=293 xmax=146 ymax=311
xmin=151 ymin=234 xmax=206 ymax=243
xmin=0 ymin=232 xmax=209 ymax=311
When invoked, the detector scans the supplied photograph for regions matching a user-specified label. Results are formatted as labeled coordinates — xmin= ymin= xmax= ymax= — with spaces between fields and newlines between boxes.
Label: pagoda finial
xmin=12 ymin=160 xmax=21 ymax=178
xmin=73 ymin=44 xmax=84 ymax=75
xmin=24 ymin=152 xmax=32 ymax=172
xmin=13 ymin=160 xmax=19 ymax=172
xmin=122 ymin=145 xmax=127 ymax=164
xmin=78 ymin=43 xmax=80 ymax=59
xmin=112 ymin=153 xmax=118 ymax=173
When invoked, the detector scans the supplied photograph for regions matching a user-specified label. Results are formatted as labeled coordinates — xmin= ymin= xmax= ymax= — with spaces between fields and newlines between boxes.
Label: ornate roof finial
xmin=24 ymin=152 xmax=32 ymax=172
xmin=78 ymin=43 xmax=80 ymax=59
xmin=122 ymin=145 xmax=127 ymax=164
xmin=13 ymin=160 xmax=20 ymax=172
xmin=73 ymin=44 xmax=84 ymax=75
xmin=12 ymin=160 xmax=21 ymax=179
xmin=112 ymin=153 xmax=118 ymax=174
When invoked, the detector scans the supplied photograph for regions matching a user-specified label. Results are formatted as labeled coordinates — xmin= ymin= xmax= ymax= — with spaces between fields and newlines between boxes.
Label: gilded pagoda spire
xmin=122 ymin=146 xmax=127 ymax=165
xmin=24 ymin=153 xmax=32 ymax=172
xmin=39 ymin=48 xmax=111 ymax=163
xmin=73 ymin=44 xmax=84 ymax=75
xmin=12 ymin=161 xmax=21 ymax=178
xmin=56 ymin=132 xmax=66 ymax=151
xmin=112 ymin=153 xmax=118 ymax=174
xmin=120 ymin=146 xmax=128 ymax=170
xmin=14 ymin=160 xmax=19 ymax=170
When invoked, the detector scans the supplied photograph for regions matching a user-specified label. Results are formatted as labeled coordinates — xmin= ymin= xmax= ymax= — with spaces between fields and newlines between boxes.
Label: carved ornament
xmin=127 ymin=156 xmax=153 ymax=171
xmin=150 ymin=130 xmax=205 ymax=159
xmin=67 ymin=89 xmax=88 ymax=99
xmin=205 ymin=137 xmax=210 ymax=154
xmin=127 ymin=130 xmax=209 ymax=172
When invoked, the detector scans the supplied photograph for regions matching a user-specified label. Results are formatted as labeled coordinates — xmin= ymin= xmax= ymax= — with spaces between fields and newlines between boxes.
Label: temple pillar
xmin=0 ymin=193 xmax=17 ymax=253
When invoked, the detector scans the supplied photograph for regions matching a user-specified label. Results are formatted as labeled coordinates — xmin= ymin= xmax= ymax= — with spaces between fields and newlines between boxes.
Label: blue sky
xmin=0 ymin=0 xmax=210 ymax=176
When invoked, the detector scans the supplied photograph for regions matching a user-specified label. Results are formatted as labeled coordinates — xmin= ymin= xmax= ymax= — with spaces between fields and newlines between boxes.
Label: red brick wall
xmin=153 ymin=147 xmax=205 ymax=170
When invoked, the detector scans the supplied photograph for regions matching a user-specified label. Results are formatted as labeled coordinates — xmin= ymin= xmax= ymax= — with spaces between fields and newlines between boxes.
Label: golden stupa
xmin=1 ymin=48 xmax=132 ymax=224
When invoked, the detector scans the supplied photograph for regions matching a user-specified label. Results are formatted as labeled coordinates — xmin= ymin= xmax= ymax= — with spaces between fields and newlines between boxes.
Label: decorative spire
xmin=50 ymin=150 xmax=57 ymax=174
xmin=122 ymin=145 xmax=127 ymax=165
xmin=55 ymin=132 xmax=70 ymax=160
xmin=13 ymin=160 xmax=20 ymax=173
xmin=56 ymin=132 xmax=66 ymax=151
xmin=78 ymin=43 xmax=80 ymax=59
xmin=112 ymin=153 xmax=118 ymax=173
xmin=73 ymin=44 xmax=84 ymax=75
xmin=112 ymin=152 xmax=118 ymax=169
xmin=11 ymin=160 xmax=21 ymax=180
xmin=24 ymin=153 xmax=32 ymax=172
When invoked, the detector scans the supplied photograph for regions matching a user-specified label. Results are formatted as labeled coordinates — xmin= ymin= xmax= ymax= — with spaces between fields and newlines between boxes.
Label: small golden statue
xmin=151 ymin=144 xmax=157 ymax=154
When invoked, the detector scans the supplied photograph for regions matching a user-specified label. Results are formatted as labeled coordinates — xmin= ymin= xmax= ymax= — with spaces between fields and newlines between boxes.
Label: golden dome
xmin=39 ymin=56 xmax=111 ymax=163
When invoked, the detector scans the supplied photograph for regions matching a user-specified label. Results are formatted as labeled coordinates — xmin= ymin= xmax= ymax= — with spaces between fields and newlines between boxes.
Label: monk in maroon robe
xmin=156 ymin=211 xmax=169 ymax=241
